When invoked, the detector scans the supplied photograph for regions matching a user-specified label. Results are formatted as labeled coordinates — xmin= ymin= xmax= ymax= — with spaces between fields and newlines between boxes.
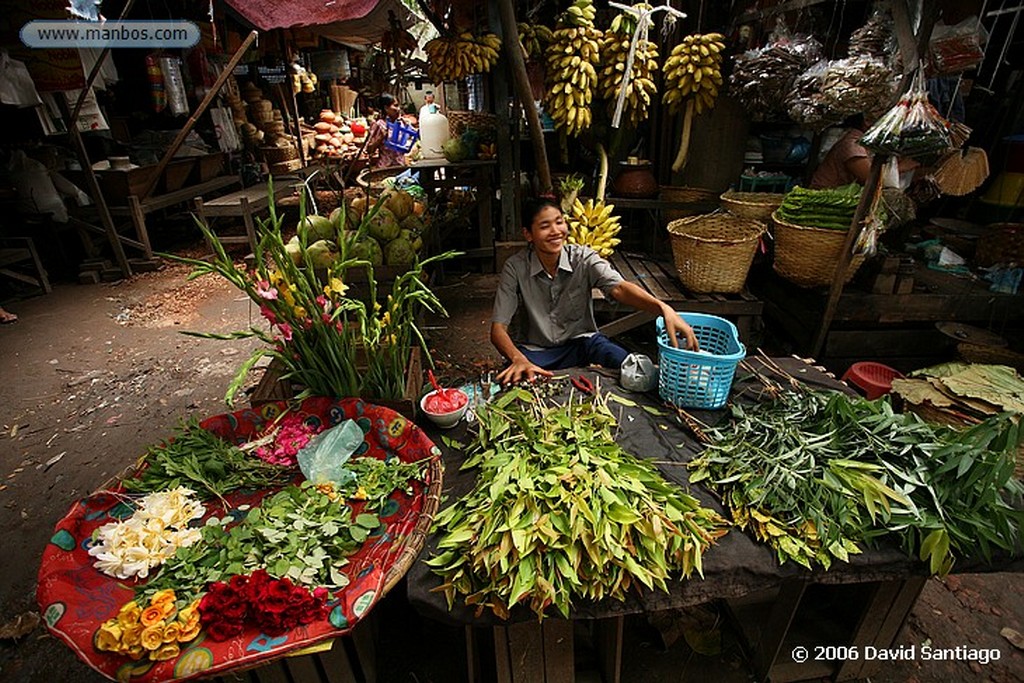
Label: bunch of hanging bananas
xmin=598 ymin=6 xmax=659 ymax=129
xmin=424 ymin=33 xmax=502 ymax=83
xmin=544 ymin=0 xmax=601 ymax=136
xmin=518 ymin=23 xmax=554 ymax=61
xmin=566 ymin=198 xmax=622 ymax=258
xmin=663 ymin=33 xmax=726 ymax=114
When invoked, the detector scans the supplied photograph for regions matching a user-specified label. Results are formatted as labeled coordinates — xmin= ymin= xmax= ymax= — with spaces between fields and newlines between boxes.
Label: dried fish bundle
xmin=787 ymin=61 xmax=836 ymax=128
xmin=819 ymin=56 xmax=898 ymax=120
xmin=732 ymin=32 xmax=824 ymax=120
xmin=849 ymin=7 xmax=896 ymax=61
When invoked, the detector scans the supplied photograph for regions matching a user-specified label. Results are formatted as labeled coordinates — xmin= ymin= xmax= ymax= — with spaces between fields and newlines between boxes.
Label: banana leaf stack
xmin=775 ymin=183 xmax=862 ymax=231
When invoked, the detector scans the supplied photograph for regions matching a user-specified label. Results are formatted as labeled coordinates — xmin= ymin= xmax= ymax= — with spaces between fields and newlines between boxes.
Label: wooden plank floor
xmin=595 ymin=252 xmax=763 ymax=341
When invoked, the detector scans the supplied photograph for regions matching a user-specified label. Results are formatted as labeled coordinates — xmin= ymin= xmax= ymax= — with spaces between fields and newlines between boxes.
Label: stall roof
xmin=224 ymin=0 xmax=413 ymax=37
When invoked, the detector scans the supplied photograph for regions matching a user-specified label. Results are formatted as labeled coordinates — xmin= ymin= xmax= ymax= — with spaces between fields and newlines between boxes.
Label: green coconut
xmin=399 ymin=214 xmax=425 ymax=233
xmin=329 ymin=206 xmax=346 ymax=230
xmin=384 ymin=236 xmax=416 ymax=266
xmin=366 ymin=207 xmax=400 ymax=243
xmin=351 ymin=237 xmax=384 ymax=266
xmin=285 ymin=240 xmax=303 ymax=266
xmin=385 ymin=190 xmax=415 ymax=221
xmin=298 ymin=214 xmax=335 ymax=243
xmin=306 ymin=239 xmax=337 ymax=269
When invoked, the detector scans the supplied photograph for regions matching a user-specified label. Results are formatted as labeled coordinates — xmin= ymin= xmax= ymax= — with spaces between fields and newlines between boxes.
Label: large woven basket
xmin=667 ymin=213 xmax=766 ymax=293
xmin=660 ymin=186 xmax=719 ymax=223
xmin=771 ymin=210 xmax=867 ymax=288
xmin=447 ymin=110 xmax=498 ymax=137
xmin=720 ymin=190 xmax=785 ymax=221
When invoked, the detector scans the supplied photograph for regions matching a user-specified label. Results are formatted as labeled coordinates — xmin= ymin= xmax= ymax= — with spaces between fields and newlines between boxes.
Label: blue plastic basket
xmin=657 ymin=312 xmax=746 ymax=409
xmin=384 ymin=120 xmax=419 ymax=154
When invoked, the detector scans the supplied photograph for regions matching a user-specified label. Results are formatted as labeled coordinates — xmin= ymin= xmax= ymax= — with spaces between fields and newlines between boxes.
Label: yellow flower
xmin=140 ymin=624 xmax=164 ymax=651
xmin=281 ymin=286 xmax=295 ymax=306
xmin=161 ymin=622 xmax=182 ymax=644
xmin=177 ymin=602 xmax=200 ymax=631
xmin=178 ymin=622 xmax=201 ymax=643
xmin=126 ymin=644 xmax=146 ymax=661
xmin=324 ymin=277 xmax=348 ymax=297
xmin=150 ymin=643 xmax=180 ymax=662
xmin=293 ymin=305 xmax=308 ymax=319
xmin=353 ymin=486 xmax=368 ymax=501
xmin=116 ymin=601 xmax=141 ymax=628
xmin=121 ymin=623 xmax=144 ymax=647
xmin=95 ymin=621 xmax=122 ymax=652
xmin=150 ymin=590 xmax=176 ymax=608
xmin=380 ymin=311 xmax=391 ymax=327
xmin=140 ymin=605 xmax=164 ymax=627
xmin=269 ymin=270 xmax=285 ymax=286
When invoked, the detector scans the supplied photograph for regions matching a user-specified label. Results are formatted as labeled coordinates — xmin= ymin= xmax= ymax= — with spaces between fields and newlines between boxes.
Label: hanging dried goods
xmin=598 ymin=5 xmax=659 ymax=129
xmin=428 ymin=387 xmax=728 ymax=619
xmin=544 ymin=0 xmax=602 ymax=136
xmin=731 ymin=30 xmax=823 ymax=120
xmin=860 ymin=76 xmax=954 ymax=157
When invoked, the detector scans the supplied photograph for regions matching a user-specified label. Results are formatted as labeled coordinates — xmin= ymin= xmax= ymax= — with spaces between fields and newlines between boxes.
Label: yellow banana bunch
xmin=566 ymin=198 xmax=622 ymax=258
xmin=598 ymin=6 xmax=659 ymax=129
xmin=544 ymin=0 xmax=602 ymax=137
xmin=518 ymin=23 xmax=553 ymax=61
xmin=424 ymin=33 xmax=502 ymax=83
xmin=663 ymin=32 xmax=726 ymax=115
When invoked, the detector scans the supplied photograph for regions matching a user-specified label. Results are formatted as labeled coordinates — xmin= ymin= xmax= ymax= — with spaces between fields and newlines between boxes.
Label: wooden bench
xmin=594 ymin=252 xmax=763 ymax=343
xmin=0 ymin=236 xmax=51 ymax=294
xmin=195 ymin=177 xmax=307 ymax=254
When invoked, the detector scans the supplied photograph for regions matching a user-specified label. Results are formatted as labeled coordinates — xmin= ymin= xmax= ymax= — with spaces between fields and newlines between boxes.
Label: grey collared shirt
xmin=492 ymin=244 xmax=623 ymax=347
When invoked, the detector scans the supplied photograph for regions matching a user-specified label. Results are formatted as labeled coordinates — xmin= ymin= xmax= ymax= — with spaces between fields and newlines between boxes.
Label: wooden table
xmin=0 ymin=236 xmax=51 ymax=294
xmin=408 ymin=159 xmax=497 ymax=263
xmin=194 ymin=178 xmax=304 ymax=254
xmin=593 ymin=252 xmax=764 ymax=343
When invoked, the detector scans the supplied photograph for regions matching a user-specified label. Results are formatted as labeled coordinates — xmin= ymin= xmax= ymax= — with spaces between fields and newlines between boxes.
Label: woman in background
xmin=364 ymin=93 xmax=407 ymax=169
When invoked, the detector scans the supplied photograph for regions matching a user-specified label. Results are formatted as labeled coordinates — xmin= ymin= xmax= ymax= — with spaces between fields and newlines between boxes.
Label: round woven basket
xmin=447 ymin=110 xmax=498 ymax=137
xmin=667 ymin=213 xmax=766 ymax=293
xmin=260 ymin=144 xmax=299 ymax=164
xmin=720 ymin=190 xmax=785 ymax=221
xmin=660 ymin=186 xmax=719 ymax=223
xmin=771 ymin=210 xmax=866 ymax=288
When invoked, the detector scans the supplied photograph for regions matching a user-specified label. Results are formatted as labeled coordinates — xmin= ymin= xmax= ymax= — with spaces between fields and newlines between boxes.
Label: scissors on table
xmin=570 ymin=374 xmax=594 ymax=395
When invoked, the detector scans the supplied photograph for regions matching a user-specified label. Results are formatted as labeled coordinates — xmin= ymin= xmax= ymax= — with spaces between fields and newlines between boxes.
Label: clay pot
xmin=612 ymin=160 xmax=658 ymax=198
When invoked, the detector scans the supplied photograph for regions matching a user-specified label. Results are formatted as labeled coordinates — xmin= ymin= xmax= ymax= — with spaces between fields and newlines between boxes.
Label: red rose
xmin=206 ymin=619 xmax=244 ymax=642
xmin=312 ymin=587 xmax=329 ymax=601
xmin=228 ymin=574 xmax=249 ymax=591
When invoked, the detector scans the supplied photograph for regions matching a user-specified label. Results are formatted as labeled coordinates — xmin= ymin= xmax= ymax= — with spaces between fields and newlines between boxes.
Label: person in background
xmin=418 ymin=91 xmax=440 ymax=120
xmin=0 ymin=305 xmax=17 ymax=324
xmin=811 ymin=114 xmax=918 ymax=189
xmin=490 ymin=197 xmax=699 ymax=384
xmin=364 ymin=93 xmax=407 ymax=168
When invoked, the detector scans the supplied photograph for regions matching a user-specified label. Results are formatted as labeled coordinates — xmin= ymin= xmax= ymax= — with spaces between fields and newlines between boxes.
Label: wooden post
xmin=497 ymin=0 xmax=552 ymax=196
xmin=139 ymin=30 xmax=258 ymax=200
xmin=58 ymin=94 xmax=132 ymax=277
xmin=810 ymin=154 xmax=885 ymax=358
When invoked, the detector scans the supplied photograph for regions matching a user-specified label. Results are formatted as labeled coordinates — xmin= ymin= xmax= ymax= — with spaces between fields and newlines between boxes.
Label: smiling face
xmin=523 ymin=204 xmax=568 ymax=258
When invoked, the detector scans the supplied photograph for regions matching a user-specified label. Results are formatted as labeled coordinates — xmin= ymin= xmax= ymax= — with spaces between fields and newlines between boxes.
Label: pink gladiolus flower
xmin=256 ymin=281 xmax=278 ymax=300
xmin=260 ymin=305 xmax=278 ymax=325
xmin=279 ymin=322 xmax=293 ymax=341
xmin=316 ymin=295 xmax=330 ymax=312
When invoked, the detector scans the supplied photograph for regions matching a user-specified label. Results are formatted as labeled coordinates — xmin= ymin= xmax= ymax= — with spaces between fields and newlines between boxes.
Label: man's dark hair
xmin=522 ymin=196 xmax=561 ymax=230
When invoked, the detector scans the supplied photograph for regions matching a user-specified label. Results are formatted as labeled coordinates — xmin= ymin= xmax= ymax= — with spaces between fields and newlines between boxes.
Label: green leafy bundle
xmin=776 ymin=183 xmax=862 ymax=231
xmin=690 ymin=390 xmax=1024 ymax=573
xmin=139 ymin=482 xmax=380 ymax=603
xmin=122 ymin=417 xmax=294 ymax=502
xmin=428 ymin=388 xmax=728 ymax=619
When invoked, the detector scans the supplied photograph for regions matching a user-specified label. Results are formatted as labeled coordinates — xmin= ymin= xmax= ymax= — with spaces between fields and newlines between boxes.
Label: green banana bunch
xmin=544 ymin=0 xmax=602 ymax=136
xmin=598 ymin=5 xmax=659 ymax=129
xmin=567 ymin=198 xmax=622 ymax=258
xmin=663 ymin=32 xmax=726 ymax=115
xmin=424 ymin=33 xmax=502 ymax=83
xmin=518 ymin=23 xmax=553 ymax=61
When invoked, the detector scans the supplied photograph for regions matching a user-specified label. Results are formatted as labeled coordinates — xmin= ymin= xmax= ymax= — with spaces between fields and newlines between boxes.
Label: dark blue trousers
xmin=516 ymin=333 xmax=628 ymax=371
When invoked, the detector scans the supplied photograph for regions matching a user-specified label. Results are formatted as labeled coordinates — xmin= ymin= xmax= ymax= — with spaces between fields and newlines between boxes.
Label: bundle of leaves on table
xmin=775 ymin=183 xmax=862 ymax=230
xmin=428 ymin=387 xmax=728 ymax=619
xmin=690 ymin=390 xmax=1024 ymax=573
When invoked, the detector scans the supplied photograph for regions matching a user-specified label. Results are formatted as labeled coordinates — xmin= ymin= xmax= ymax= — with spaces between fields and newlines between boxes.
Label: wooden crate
xmin=250 ymin=346 xmax=422 ymax=420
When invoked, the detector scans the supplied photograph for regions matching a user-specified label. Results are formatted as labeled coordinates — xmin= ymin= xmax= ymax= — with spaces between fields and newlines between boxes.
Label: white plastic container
xmin=419 ymin=112 xmax=450 ymax=160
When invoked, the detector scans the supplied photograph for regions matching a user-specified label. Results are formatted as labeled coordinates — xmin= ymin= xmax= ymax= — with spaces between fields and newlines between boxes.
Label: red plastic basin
xmin=841 ymin=361 xmax=904 ymax=400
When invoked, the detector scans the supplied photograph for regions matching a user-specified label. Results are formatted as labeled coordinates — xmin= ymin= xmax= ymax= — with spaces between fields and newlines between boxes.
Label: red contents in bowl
xmin=425 ymin=370 xmax=468 ymax=414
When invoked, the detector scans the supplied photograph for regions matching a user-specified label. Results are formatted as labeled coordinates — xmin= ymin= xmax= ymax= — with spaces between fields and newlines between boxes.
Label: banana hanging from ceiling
xmin=598 ymin=4 xmax=659 ymax=129
xmin=543 ymin=0 xmax=602 ymax=137
xmin=424 ymin=32 xmax=502 ymax=83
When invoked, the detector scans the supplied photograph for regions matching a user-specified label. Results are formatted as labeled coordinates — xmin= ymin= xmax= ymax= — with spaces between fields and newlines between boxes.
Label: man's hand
xmin=662 ymin=306 xmax=699 ymax=352
xmin=496 ymin=358 xmax=554 ymax=385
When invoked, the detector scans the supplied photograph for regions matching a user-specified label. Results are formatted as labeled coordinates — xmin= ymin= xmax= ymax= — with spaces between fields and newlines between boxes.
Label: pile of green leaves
xmin=427 ymin=388 xmax=728 ymax=619
xmin=343 ymin=456 xmax=427 ymax=512
xmin=690 ymin=390 xmax=1024 ymax=573
xmin=139 ymin=482 xmax=380 ymax=603
xmin=776 ymin=183 xmax=862 ymax=231
xmin=122 ymin=417 xmax=294 ymax=502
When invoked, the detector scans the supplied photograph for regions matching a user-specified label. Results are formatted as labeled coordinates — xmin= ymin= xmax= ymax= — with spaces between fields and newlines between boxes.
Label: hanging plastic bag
xmin=860 ymin=71 xmax=951 ymax=157
xmin=0 ymin=51 xmax=42 ymax=107
xmin=296 ymin=420 xmax=365 ymax=486
xmin=620 ymin=353 xmax=658 ymax=392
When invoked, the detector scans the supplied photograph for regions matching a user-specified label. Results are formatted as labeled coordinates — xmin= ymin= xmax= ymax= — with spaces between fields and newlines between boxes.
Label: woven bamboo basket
xmin=260 ymin=144 xmax=299 ymax=164
xmin=660 ymin=186 xmax=719 ymax=223
xmin=667 ymin=213 xmax=766 ymax=293
xmin=269 ymin=159 xmax=303 ymax=175
xmin=771 ymin=210 xmax=867 ymax=288
xmin=447 ymin=110 xmax=498 ymax=137
xmin=720 ymin=190 xmax=785 ymax=221
xmin=957 ymin=342 xmax=1024 ymax=372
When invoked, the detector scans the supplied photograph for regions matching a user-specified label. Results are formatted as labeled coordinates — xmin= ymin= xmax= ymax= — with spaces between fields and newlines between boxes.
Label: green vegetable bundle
xmin=122 ymin=417 xmax=294 ymax=502
xmin=775 ymin=183 xmax=862 ymax=231
xmin=690 ymin=390 xmax=1024 ymax=573
xmin=428 ymin=388 xmax=728 ymax=619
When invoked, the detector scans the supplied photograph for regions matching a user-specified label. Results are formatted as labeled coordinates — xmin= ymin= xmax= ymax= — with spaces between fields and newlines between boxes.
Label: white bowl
xmin=420 ymin=389 xmax=469 ymax=429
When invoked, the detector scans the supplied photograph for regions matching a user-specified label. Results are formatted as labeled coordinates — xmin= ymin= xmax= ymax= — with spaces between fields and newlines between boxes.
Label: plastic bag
xmin=5 ymin=150 xmax=67 ymax=222
xmin=620 ymin=353 xmax=658 ymax=392
xmin=928 ymin=18 xmax=986 ymax=76
xmin=0 ymin=51 xmax=41 ymax=107
xmin=296 ymin=420 xmax=365 ymax=486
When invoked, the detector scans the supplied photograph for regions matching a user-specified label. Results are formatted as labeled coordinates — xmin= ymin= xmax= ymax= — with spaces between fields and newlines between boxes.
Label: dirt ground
xmin=0 ymin=257 xmax=1022 ymax=682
